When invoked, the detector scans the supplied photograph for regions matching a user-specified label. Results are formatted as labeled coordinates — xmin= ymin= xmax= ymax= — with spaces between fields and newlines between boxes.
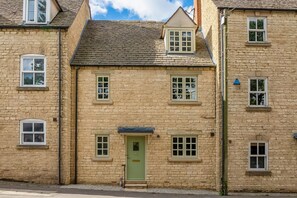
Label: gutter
xmin=0 ymin=25 xmax=69 ymax=29
xmin=74 ymin=66 xmax=80 ymax=184
xmin=217 ymin=7 xmax=297 ymax=12
xmin=58 ymin=29 xmax=62 ymax=184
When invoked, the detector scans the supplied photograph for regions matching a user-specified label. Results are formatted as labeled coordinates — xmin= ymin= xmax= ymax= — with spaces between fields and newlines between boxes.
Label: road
xmin=0 ymin=181 xmax=296 ymax=198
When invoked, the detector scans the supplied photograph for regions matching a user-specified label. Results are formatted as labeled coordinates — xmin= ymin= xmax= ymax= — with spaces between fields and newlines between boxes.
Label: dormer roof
xmin=0 ymin=0 xmax=84 ymax=28
xmin=161 ymin=7 xmax=197 ymax=38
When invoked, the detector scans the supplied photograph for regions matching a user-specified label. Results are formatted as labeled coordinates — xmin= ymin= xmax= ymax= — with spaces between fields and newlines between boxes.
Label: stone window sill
xmin=245 ymin=171 xmax=271 ymax=176
xmin=246 ymin=107 xmax=272 ymax=112
xmin=92 ymin=100 xmax=114 ymax=105
xmin=16 ymin=87 xmax=49 ymax=91
xmin=167 ymin=157 xmax=202 ymax=163
xmin=168 ymin=101 xmax=202 ymax=106
xmin=245 ymin=42 xmax=271 ymax=47
xmin=16 ymin=145 xmax=49 ymax=149
xmin=92 ymin=157 xmax=113 ymax=162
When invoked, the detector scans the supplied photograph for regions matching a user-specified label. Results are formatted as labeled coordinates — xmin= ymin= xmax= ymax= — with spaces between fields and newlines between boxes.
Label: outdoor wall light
xmin=233 ymin=78 xmax=240 ymax=85
xmin=293 ymin=133 xmax=297 ymax=139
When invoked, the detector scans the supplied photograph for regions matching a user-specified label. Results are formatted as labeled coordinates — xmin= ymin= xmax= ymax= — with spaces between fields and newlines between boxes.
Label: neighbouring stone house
xmin=195 ymin=0 xmax=297 ymax=193
xmin=0 ymin=0 xmax=91 ymax=184
xmin=0 ymin=0 xmax=296 ymax=193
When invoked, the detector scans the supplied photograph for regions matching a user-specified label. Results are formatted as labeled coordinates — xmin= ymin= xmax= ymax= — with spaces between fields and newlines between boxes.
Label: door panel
xmin=127 ymin=136 xmax=145 ymax=180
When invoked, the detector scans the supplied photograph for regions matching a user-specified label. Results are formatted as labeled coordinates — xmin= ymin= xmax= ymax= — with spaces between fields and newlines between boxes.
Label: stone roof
xmin=0 ymin=0 xmax=84 ymax=27
xmin=212 ymin=0 xmax=297 ymax=11
xmin=71 ymin=20 xmax=214 ymax=67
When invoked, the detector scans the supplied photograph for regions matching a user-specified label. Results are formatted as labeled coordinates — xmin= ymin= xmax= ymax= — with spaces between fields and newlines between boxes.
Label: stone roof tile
xmin=0 ymin=0 xmax=83 ymax=27
xmin=212 ymin=0 xmax=297 ymax=11
xmin=71 ymin=20 xmax=214 ymax=67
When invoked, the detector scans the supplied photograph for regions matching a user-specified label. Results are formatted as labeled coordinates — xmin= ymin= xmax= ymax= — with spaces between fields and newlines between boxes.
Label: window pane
xmin=28 ymin=0 xmax=35 ymax=22
xmin=104 ymin=77 xmax=108 ymax=82
xmin=257 ymin=32 xmax=264 ymax=42
xmin=250 ymin=143 xmax=258 ymax=155
xmin=98 ymin=137 xmax=102 ymax=142
xmin=257 ymin=19 xmax=264 ymax=29
xmin=258 ymin=93 xmax=266 ymax=106
xmin=173 ymin=137 xmax=177 ymax=143
xmin=249 ymin=20 xmax=256 ymax=29
xmin=250 ymin=93 xmax=257 ymax=105
xmin=258 ymin=157 xmax=265 ymax=168
xmin=35 ymin=73 xmax=44 ymax=85
xmin=34 ymin=59 xmax=44 ymax=71
xmin=103 ymin=137 xmax=108 ymax=142
xmin=186 ymin=138 xmax=191 ymax=143
xmin=98 ymin=143 xmax=102 ymax=148
xmin=192 ymin=138 xmax=196 ymax=143
xmin=173 ymin=144 xmax=177 ymax=149
xmin=23 ymin=123 xmax=33 ymax=132
xmin=23 ymin=73 xmax=34 ymax=85
xmin=98 ymin=150 xmax=102 ymax=156
xmin=250 ymin=157 xmax=257 ymax=168
xmin=178 ymin=137 xmax=183 ymax=143
xmin=103 ymin=143 xmax=108 ymax=149
xmin=23 ymin=59 xmax=34 ymax=71
xmin=173 ymin=150 xmax=177 ymax=156
xmin=192 ymin=150 xmax=196 ymax=156
xmin=186 ymin=144 xmax=191 ymax=149
xmin=259 ymin=143 xmax=266 ymax=155
xmin=186 ymin=150 xmax=191 ymax=156
xmin=37 ymin=0 xmax=47 ymax=23
xmin=258 ymin=80 xmax=265 ymax=91
xmin=24 ymin=134 xmax=33 ymax=142
xmin=250 ymin=80 xmax=257 ymax=91
xmin=249 ymin=31 xmax=256 ymax=42
xmin=178 ymin=150 xmax=183 ymax=156
xmin=34 ymin=123 xmax=44 ymax=132
xmin=34 ymin=134 xmax=44 ymax=142
xmin=103 ymin=150 xmax=108 ymax=155
xmin=178 ymin=144 xmax=183 ymax=149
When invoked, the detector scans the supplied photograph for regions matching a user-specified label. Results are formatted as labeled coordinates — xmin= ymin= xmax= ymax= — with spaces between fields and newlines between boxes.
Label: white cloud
xmin=89 ymin=0 xmax=187 ymax=21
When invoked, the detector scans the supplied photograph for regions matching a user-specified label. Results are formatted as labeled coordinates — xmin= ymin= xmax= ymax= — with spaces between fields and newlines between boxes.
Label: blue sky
xmin=90 ymin=0 xmax=194 ymax=21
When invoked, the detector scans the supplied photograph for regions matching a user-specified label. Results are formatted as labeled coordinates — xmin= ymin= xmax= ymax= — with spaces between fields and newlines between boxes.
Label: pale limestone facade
xmin=198 ymin=0 xmax=297 ymax=192
xmin=73 ymin=66 xmax=216 ymax=189
xmin=0 ymin=0 xmax=90 ymax=184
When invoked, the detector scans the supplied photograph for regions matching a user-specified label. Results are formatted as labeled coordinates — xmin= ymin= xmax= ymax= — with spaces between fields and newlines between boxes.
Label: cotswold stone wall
xmin=64 ymin=0 xmax=91 ymax=184
xmin=73 ymin=66 xmax=217 ymax=189
xmin=200 ymin=0 xmax=221 ymax=191
xmin=0 ymin=0 xmax=90 ymax=184
xmin=0 ymin=28 xmax=65 ymax=184
xmin=226 ymin=10 xmax=297 ymax=192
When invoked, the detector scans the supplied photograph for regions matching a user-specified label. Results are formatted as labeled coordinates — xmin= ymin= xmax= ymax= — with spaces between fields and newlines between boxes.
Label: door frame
xmin=125 ymin=135 xmax=147 ymax=181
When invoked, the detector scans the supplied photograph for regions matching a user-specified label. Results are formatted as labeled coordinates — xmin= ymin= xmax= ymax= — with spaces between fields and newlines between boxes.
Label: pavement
xmin=0 ymin=180 xmax=296 ymax=198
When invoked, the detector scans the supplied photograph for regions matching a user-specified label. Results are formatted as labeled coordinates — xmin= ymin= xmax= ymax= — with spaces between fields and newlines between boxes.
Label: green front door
xmin=127 ymin=136 xmax=145 ymax=180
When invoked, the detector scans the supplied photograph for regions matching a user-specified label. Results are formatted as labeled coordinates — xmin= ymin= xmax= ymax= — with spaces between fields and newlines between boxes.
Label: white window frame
xmin=97 ymin=75 xmax=110 ymax=101
xmin=24 ymin=0 xmax=49 ymax=24
xmin=248 ymin=78 xmax=268 ymax=107
xmin=20 ymin=119 xmax=46 ymax=145
xmin=95 ymin=135 xmax=109 ymax=158
xmin=247 ymin=17 xmax=267 ymax=43
xmin=172 ymin=136 xmax=198 ymax=158
xmin=20 ymin=54 xmax=46 ymax=87
xmin=171 ymin=76 xmax=198 ymax=101
xmin=167 ymin=29 xmax=195 ymax=53
xmin=248 ymin=142 xmax=268 ymax=171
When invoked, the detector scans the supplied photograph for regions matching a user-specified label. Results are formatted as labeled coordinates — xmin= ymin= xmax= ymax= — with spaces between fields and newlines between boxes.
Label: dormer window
xmin=162 ymin=7 xmax=197 ymax=54
xmin=169 ymin=30 xmax=194 ymax=53
xmin=25 ymin=0 xmax=47 ymax=24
